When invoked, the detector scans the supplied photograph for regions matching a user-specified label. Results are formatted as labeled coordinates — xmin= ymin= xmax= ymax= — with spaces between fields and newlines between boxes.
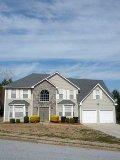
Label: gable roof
xmin=47 ymin=72 xmax=80 ymax=90
xmin=5 ymin=73 xmax=50 ymax=88
xmin=68 ymin=78 xmax=113 ymax=102
xmin=4 ymin=72 xmax=113 ymax=101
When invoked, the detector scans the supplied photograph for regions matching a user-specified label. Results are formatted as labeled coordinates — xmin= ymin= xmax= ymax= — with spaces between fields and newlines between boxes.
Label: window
xmin=59 ymin=89 xmax=63 ymax=100
xmin=70 ymin=90 xmax=74 ymax=99
xmin=11 ymin=90 xmax=16 ymax=98
xmin=65 ymin=105 xmax=72 ymax=116
xmin=59 ymin=106 xmax=63 ymax=116
xmin=9 ymin=106 xmax=13 ymax=117
xmin=23 ymin=90 xmax=28 ymax=98
xmin=96 ymin=90 xmax=100 ymax=99
xmin=93 ymin=89 xmax=102 ymax=99
xmin=40 ymin=90 xmax=49 ymax=101
xmin=15 ymin=106 xmax=23 ymax=117
xmin=26 ymin=107 xmax=28 ymax=116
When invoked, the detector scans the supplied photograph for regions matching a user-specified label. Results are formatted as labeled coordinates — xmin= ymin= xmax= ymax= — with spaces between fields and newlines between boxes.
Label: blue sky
xmin=0 ymin=0 xmax=120 ymax=91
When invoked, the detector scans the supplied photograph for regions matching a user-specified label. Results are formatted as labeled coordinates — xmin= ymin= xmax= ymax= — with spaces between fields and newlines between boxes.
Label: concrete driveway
xmin=86 ymin=124 xmax=120 ymax=139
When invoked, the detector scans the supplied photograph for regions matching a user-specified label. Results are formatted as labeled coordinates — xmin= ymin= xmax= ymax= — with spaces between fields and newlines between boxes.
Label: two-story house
xmin=3 ymin=72 xmax=116 ymax=123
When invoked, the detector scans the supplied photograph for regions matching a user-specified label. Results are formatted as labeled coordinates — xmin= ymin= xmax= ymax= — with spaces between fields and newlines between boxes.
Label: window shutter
xmin=16 ymin=90 xmax=19 ymax=99
xmin=8 ymin=90 xmax=11 ymax=99
xmin=93 ymin=90 xmax=96 ymax=99
xmin=100 ymin=90 xmax=102 ymax=99
xmin=28 ymin=90 xmax=31 ymax=99
xmin=73 ymin=90 xmax=76 ymax=99
xmin=66 ymin=90 xmax=70 ymax=99
xmin=56 ymin=93 xmax=59 ymax=99
xmin=63 ymin=90 xmax=66 ymax=99
xmin=20 ymin=90 xmax=23 ymax=99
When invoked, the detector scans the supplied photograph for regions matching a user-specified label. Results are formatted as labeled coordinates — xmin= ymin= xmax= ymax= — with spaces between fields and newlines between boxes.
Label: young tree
xmin=112 ymin=90 xmax=120 ymax=123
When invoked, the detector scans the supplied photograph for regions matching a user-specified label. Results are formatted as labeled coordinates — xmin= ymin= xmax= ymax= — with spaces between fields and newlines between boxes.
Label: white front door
xmin=99 ymin=110 xmax=114 ymax=123
xmin=82 ymin=110 xmax=97 ymax=123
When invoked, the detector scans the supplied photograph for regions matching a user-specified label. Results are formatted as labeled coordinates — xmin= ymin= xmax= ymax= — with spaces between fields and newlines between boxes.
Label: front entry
xmin=39 ymin=107 xmax=49 ymax=122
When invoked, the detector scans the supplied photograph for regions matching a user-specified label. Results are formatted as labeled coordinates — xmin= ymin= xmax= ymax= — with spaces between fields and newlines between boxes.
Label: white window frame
xmin=11 ymin=90 xmax=16 ymax=99
xmin=23 ymin=90 xmax=29 ymax=99
xmin=59 ymin=105 xmax=73 ymax=117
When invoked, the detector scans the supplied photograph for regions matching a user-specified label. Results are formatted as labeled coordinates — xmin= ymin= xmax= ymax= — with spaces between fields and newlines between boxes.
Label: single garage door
xmin=99 ymin=110 xmax=114 ymax=123
xmin=82 ymin=110 xmax=97 ymax=123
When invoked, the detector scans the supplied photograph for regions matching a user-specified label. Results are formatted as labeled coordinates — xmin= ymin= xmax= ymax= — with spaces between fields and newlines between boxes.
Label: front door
xmin=39 ymin=107 xmax=49 ymax=122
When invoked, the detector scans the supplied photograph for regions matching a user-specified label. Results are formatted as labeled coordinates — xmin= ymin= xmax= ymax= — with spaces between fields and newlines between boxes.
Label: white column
xmin=71 ymin=105 xmax=73 ymax=117
xmin=63 ymin=105 xmax=65 ymax=116
xmin=23 ymin=105 xmax=26 ymax=117
xmin=13 ymin=105 xmax=15 ymax=118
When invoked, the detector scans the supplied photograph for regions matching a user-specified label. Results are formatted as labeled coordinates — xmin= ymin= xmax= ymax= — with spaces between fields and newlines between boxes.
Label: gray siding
xmin=4 ymin=89 xmax=32 ymax=122
xmin=49 ymin=74 xmax=79 ymax=117
xmin=81 ymin=86 xmax=116 ymax=123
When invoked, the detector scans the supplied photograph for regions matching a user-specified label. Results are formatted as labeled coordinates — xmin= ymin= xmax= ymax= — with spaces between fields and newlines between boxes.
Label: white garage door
xmin=99 ymin=110 xmax=114 ymax=123
xmin=82 ymin=110 xmax=97 ymax=123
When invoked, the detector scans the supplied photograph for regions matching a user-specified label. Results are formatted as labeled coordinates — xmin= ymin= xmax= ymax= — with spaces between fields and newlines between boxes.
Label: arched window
xmin=40 ymin=90 xmax=49 ymax=101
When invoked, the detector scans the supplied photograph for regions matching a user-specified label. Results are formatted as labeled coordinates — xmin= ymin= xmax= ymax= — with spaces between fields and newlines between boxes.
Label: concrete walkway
xmin=86 ymin=124 xmax=120 ymax=138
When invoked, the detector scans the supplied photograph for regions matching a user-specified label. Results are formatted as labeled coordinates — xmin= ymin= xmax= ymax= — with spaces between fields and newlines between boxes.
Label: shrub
xmin=69 ymin=118 xmax=75 ymax=124
xmin=73 ymin=117 xmax=79 ymax=123
xmin=29 ymin=115 xmax=40 ymax=123
xmin=24 ymin=116 xmax=29 ymax=123
xmin=66 ymin=118 xmax=70 ymax=123
xmin=50 ymin=115 xmax=59 ymax=123
xmin=10 ymin=118 xmax=15 ymax=123
xmin=16 ymin=119 xmax=20 ymax=123
xmin=61 ymin=116 xmax=66 ymax=123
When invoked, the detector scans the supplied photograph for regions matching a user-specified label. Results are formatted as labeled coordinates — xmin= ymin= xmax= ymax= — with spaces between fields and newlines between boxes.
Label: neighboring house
xmin=3 ymin=72 xmax=116 ymax=123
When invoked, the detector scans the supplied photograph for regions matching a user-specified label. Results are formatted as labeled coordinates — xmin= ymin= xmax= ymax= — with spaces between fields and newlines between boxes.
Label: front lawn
xmin=0 ymin=123 xmax=120 ymax=145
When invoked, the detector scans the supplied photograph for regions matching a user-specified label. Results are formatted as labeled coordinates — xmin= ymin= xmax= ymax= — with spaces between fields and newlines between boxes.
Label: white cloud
xmin=0 ymin=0 xmax=120 ymax=61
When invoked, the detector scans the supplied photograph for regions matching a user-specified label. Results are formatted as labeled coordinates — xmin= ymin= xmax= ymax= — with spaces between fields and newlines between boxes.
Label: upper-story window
xmin=59 ymin=89 xmax=63 ymax=100
xmin=93 ymin=89 xmax=102 ymax=99
xmin=70 ymin=90 xmax=74 ymax=99
xmin=11 ymin=90 xmax=16 ymax=98
xmin=23 ymin=90 xmax=28 ymax=98
xmin=40 ymin=90 xmax=49 ymax=101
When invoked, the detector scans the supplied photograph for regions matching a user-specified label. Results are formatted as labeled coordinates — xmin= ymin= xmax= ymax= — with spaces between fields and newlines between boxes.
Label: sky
xmin=0 ymin=0 xmax=120 ymax=91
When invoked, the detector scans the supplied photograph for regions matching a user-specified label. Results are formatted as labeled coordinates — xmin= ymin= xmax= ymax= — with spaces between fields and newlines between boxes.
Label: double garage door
xmin=82 ymin=110 xmax=114 ymax=123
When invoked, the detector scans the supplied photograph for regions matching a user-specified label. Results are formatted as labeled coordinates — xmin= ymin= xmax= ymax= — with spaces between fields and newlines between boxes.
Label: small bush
xmin=24 ymin=116 xmax=29 ymax=123
xmin=61 ymin=116 xmax=66 ymax=123
xmin=73 ymin=117 xmax=79 ymax=123
xmin=29 ymin=115 xmax=40 ymax=123
xmin=10 ymin=118 xmax=15 ymax=123
xmin=69 ymin=118 xmax=75 ymax=124
xmin=66 ymin=118 xmax=70 ymax=123
xmin=50 ymin=115 xmax=59 ymax=123
xmin=16 ymin=119 xmax=20 ymax=123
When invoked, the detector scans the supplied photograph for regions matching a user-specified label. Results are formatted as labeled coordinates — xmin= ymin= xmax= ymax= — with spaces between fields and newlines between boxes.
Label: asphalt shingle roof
xmin=58 ymin=100 xmax=75 ymax=105
xmin=9 ymin=100 xmax=29 ymax=106
xmin=68 ymin=78 xmax=113 ymax=101
xmin=6 ymin=73 xmax=50 ymax=88
xmin=5 ymin=73 xmax=113 ymax=101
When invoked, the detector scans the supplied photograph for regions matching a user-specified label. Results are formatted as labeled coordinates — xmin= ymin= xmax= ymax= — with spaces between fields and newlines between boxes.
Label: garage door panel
xmin=99 ymin=111 xmax=114 ymax=123
xmin=82 ymin=110 xmax=97 ymax=123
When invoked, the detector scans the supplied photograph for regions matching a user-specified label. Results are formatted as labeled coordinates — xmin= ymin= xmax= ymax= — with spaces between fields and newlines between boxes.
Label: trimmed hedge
xmin=50 ymin=115 xmax=59 ymax=123
xmin=69 ymin=118 xmax=75 ymax=124
xmin=61 ymin=116 xmax=66 ymax=123
xmin=10 ymin=118 xmax=15 ymax=123
xmin=16 ymin=119 xmax=20 ymax=123
xmin=66 ymin=118 xmax=70 ymax=123
xmin=29 ymin=115 xmax=40 ymax=123
xmin=73 ymin=117 xmax=79 ymax=123
xmin=24 ymin=116 xmax=29 ymax=123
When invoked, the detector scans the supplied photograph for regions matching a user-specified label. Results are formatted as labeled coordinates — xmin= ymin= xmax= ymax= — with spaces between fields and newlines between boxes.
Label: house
xmin=3 ymin=72 xmax=116 ymax=123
